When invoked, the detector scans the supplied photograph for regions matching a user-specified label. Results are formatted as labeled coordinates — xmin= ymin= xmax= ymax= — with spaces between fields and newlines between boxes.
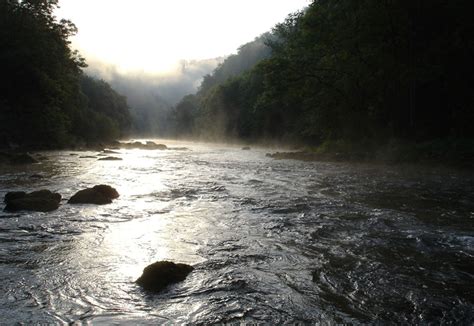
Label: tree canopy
xmin=172 ymin=0 xmax=474 ymax=150
xmin=0 ymin=0 xmax=131 ymax=148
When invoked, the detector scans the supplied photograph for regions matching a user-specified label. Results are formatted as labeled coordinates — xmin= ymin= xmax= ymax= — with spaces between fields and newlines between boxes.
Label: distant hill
xmin=171 ymin=33 xmax=273 ymax=138
xmin=84 ymin=58 xmax=222 ymax=136
xmin=197 ymin=34 xmax=272 ymax=95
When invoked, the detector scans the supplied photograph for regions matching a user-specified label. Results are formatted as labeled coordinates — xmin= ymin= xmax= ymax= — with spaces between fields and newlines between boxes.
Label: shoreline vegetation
xmin=1 ymin=1 xmax=473 ymax=170
xmin=170 ymin=1 xmax=473 ymax=169
xmin=267 ymin=138 xmax=474 ymax=169
xmin=0 ymin=1 xmax=132 ymax=149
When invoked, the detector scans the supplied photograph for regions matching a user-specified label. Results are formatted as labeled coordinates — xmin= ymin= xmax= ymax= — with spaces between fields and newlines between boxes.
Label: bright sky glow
xmin=56 ymin=0 xmax=309 ymax=74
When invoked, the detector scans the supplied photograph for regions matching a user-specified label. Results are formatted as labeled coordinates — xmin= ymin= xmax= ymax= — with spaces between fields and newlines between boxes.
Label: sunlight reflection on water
xmin=0 ymin=140 xmax=472 ymax=324
xmin=104 ymin=217 xmax=171 ymax=281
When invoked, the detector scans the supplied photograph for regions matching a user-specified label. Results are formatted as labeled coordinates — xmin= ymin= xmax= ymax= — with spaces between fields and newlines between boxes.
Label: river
xmin=0 ymin=140 xmax=473 ymax=324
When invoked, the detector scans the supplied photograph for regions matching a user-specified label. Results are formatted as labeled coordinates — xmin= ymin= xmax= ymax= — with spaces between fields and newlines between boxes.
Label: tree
xmin=0 ymin=0 xmax=131 ymax=147
xmin=173 ymin=0 xmax=474 ymax=147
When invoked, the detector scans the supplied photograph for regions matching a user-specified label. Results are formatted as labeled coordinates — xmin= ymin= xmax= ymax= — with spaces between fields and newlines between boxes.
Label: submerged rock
xmin=168 ymin=147 xmax=189 ymax=151
xmin=98 ymin=156 xmax=122 ymax=161
xmin=102 ymin=149 xmax=119 ymax=154
xmin=4 ymin=190 xmax=61 ymax=212
xmin=68 ymin=185 xmax=119 ymax=205
xmin=136 ymin=261 xmax=194 ymax=292
xmin=242 ymin=146 xmax=251 ymax=150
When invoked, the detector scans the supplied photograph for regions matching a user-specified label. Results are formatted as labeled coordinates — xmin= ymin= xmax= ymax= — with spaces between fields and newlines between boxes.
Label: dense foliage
xmin=0 ymin=0 xmax=131 ymax=148
xmin=77 ymin=75 xmax=131 ymax=142
xmin=170 ymin=34 xmax=272 ymax=138
xmin=173 ymin=0 xmax=474 ymax=149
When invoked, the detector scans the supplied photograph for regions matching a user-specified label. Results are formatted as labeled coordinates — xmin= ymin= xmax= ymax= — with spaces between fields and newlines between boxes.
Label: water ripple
xmin=0 ymin=142 xmax=472 ymax=324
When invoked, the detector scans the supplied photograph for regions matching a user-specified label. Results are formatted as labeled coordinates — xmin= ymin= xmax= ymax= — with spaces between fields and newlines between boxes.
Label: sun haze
xmin=55 ymin=0 xmax=309 ymax=74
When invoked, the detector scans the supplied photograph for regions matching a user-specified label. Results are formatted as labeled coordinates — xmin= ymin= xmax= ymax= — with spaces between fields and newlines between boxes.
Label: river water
xmin=0 ymin=140 xmax=473 ymax=324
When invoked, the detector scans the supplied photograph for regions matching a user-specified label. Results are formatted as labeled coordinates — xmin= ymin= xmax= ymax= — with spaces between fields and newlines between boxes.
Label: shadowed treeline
xmin=0 ymin=0 xmax=131 ymax=148
xmin=172 ymin=0 xmax=474 ymax=162
xmin=170 ymin=34 xmax=272 ymax=138
xmin=2 ymin=0 xmax=473 ymax=162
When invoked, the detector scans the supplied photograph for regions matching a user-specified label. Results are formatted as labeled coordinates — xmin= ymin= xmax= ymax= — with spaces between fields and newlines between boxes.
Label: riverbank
xmin=0 ymin=140 xmax=171 ymax=164
xmin=267 ymin=138 xmax=474 ymax=170
xmin=2 ymin=137 xmax=473 ymax=170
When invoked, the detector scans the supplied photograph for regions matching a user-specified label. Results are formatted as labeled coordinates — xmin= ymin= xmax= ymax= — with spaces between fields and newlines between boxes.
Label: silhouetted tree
xmin=173 ymin=0 xmax=474 ymax=149
xmin=0 ymin=0 xmax=131 ymax=148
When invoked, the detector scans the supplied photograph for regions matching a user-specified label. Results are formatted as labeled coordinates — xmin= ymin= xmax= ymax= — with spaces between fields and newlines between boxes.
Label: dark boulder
xmin=145 ymin=141 xmax=167 ymax=150
xmin=136 ymin=261 xmax=194 ymax=292
xmin=93 ymin=185 xmax=119 ymax=199
xmin=68 ymin=185 xmax=119 ymax=205
xmin=150 ymin=143 xmax=167 ymax=150
xmin=102 ymin=149 xmax=119 ymax=154
xmin=98 ymin=156 xmax=122 ymax=161
xmin=4 ymin=190 xmax=61 ymax=212
xmin=119 ymin=141 xmax=167 ymax=150
xmin=5 ymin=191 xmax=27 ymax=202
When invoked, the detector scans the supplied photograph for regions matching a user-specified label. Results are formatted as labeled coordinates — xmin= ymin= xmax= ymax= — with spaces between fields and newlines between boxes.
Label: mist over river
xmin=0 ymin=140 xmax=473 ymax=324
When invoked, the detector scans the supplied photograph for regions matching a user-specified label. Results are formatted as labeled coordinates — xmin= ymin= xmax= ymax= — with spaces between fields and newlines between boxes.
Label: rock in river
xmin=4 ymin=190 xmax=61 ymax=212
xmin=119 ymin=141 xmax=167 ymax=150
xmin=68 ymin=185 xmax=119 ymax=205
xmin=98 ymin=156 xmax=122 ymax=161
xmin=136 ymin=261 xmax=194 ymax=292
xmin=102 ymin=149 xmax=119 ymax=154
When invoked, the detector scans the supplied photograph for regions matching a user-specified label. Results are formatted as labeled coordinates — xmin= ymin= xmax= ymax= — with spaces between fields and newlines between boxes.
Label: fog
xmin=84 ymin=57 xmax=223 ymax=135
xmin=84 ymin=33 xmax=272 ymax=137
xmin=53 ymin=0 xmax=310 ymax=137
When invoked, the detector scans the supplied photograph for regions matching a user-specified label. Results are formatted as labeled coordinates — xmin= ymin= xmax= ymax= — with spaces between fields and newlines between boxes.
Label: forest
xmin=1 ymin=0 xmax=473 ymax=162
xmin=0 ymin=0 xmax=131 ymax=148
xmin=172 ymin=0 xmax=474 ymax=161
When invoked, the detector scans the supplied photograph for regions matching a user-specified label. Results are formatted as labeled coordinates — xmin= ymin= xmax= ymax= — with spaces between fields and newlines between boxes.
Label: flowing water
xmin=0 ymin=141 xmax=473 ymax=324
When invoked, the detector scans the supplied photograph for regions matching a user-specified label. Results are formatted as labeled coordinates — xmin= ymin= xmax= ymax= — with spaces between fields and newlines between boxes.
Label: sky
xmin=56 ymin=0 xmax=310 ymax=74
